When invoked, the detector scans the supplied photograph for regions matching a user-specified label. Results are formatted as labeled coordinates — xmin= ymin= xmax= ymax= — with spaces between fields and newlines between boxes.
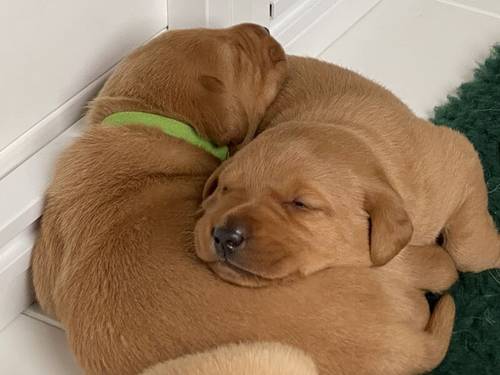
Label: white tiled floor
xmin=2 ymin=1 xmax=500 ymax=374
xmin=0 ymin=315 xmax=82 ymax=375
xmin=320 ymin=0 xmax=500 ymax=118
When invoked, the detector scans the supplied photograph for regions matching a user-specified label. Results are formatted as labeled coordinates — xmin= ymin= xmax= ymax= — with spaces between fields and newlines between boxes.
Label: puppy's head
xmin=194 ymin=123 xmax=413 ymax=287
xmin=98 ymin=23 xmax=287 ymax=148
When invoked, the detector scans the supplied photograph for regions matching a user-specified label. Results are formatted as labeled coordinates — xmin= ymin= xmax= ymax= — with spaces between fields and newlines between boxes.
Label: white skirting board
xmin=23 ymin=303 xmax=63 ymax=330
xmin=0 ymin=0 xmax=382 ymax=330
xmin=0 ymin=120 xmax=85 ymax=330
xmin=167 ymin=0 xmax=382 ymax=56
xmin=272 ymin=0 xmax=382 ymax=56
xmin=0 ymin=264 xmax=34 ymax=330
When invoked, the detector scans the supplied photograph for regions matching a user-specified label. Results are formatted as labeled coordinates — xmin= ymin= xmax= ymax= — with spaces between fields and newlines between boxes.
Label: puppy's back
xmin=260 ymin=55 xmax=413 ymax=132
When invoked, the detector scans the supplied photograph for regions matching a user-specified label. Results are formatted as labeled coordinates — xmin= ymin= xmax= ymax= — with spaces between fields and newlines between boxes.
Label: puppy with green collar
xmin=32 ymin=24 xmax=287 ymax=375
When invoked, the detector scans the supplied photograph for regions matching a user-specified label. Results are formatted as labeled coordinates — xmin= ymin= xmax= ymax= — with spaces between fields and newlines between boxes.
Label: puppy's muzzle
xmin=212 ymin=225 xmax=245 ymax=259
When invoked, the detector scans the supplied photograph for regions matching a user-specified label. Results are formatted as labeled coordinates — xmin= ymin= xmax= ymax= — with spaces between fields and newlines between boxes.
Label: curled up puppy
xmin=31 ymin=24 xmax=287 ymax=375
xmin=194 ymin=56 xmax=500 ymax=287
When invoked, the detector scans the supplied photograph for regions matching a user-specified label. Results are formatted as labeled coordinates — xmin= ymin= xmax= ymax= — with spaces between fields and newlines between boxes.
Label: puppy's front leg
xmin=382 ymin=244 xmax=458 ymax=292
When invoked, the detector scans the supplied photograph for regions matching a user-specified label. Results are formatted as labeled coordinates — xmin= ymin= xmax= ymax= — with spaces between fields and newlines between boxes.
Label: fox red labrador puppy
xmin=32 ymin=24 xmax=287 ymax=374
xmin=195 ymin=56 xmax=500 ymax=286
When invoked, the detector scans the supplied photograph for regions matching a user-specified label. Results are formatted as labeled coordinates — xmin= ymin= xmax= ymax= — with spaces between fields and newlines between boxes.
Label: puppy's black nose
xmin=212 ymin=226 xmax=245 ymax=259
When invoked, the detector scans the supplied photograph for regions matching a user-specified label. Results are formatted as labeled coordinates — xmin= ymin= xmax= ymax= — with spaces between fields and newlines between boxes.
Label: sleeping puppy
xmin=195 ymin=56 xmax=500 ymax=284
xmin=31 ymin=24 xmax=286 ymax=374
xmin=38 ymin=209 xmax=457 ymax=375
xmin=33 ymin=23 xmax=286 ymax=317
xmin=32 ymin=26 xmax=456 ymax=375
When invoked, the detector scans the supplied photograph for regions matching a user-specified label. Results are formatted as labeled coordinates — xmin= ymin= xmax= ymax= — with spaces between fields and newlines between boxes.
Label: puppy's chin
xmin=208 ymin=262 xmax=272 ymax=288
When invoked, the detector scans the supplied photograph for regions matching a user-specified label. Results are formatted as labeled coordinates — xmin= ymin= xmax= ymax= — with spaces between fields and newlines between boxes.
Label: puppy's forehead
xmin=223 ymin=138 xmax=321 ymax=188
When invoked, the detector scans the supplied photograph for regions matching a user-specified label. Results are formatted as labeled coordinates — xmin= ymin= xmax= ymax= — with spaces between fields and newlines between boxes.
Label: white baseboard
xmin=0 ymin=118 xmax=86 ymax=251
xmin=0 ymin=74 xmax=107 ymax=180
xmin=272 ymin=0 xmax=382 ymax=56
xmin=167 ymin=0 xmax=381 ymax=57
xmin=0 ymin=232 xmax=34 ymax=330
xmin=0 ymin=272 xmax=33 ymax=330
xmin=23 ymin=304 xmax=63 ymax=330
xmin=0 ymin=28 xmax=167 ymax=181
xmin=168 ymin=0 xmax=271 ymax=29
xmin=0 ymin=120 xmax=84 ymax=331
xmin=0 ymin=30 xmax=166 ymax=330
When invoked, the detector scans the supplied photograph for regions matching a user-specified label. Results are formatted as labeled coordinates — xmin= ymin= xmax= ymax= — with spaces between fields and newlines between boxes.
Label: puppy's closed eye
xmin=283 ymin=198 xmax=316 ymax=212
xmin=288 ymin=199 xmax=309 ymax=210
xmin=283 ymin=194 xmax=332 ymax=215
xmin=199 ymin=75 xmax=226 ymax=93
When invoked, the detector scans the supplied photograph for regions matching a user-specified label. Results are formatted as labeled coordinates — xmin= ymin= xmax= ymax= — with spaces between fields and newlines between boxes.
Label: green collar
xmin=102 ymin=111 xmax=229 ymax=161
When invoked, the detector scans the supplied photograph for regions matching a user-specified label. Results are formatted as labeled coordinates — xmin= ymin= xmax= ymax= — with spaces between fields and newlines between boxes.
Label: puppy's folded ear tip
xmin=369 ymin=215 xmax=413 ymax=266
xmin=370 ymin=248 xmax=399 ymax=266
xmin=366 ymin=185 xmax=413 ymax=266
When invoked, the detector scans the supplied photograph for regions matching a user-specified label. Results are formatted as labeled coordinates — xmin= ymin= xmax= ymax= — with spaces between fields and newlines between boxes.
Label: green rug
xmin=430 ymin=45 xmax=500 ymax=374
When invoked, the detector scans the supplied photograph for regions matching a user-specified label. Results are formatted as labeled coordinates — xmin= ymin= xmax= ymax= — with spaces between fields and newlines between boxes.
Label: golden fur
xmin=32 ymin=24 xmax=288 ymax=374
xmin=139 ymin=342 xmax=318 ymax=375
xmin=31 ymin=31 xmax=456 ymax=374
xmin=195 ymin=56 xmax=500 ymax=286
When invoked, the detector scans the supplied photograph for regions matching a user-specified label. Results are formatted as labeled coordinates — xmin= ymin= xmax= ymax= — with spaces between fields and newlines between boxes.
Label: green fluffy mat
xmin=430 ymin=45 xmax=500 ymax=374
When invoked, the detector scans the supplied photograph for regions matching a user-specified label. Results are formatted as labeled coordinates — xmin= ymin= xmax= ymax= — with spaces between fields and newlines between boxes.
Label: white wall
xmin=166 ymin=0 xmax=381 ymax=56
xmin=0 ymin=0 xmax=168 ymax=330
xmin=167 ymin=0 xmax=271 ymax=29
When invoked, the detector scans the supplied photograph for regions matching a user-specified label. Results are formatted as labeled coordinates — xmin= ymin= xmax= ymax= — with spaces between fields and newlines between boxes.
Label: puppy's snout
xmin=212 ymin=225 xmax=245 ymax=259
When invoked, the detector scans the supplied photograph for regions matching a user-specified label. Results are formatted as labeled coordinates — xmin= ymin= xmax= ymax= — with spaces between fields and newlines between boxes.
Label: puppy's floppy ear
xmin=195 ymin=74 xmax=249 ymax=147
xmin=364 ymin=185 xmax=413 ymax=266
xmin=199 ymin=75 xmax=226 ymax=93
